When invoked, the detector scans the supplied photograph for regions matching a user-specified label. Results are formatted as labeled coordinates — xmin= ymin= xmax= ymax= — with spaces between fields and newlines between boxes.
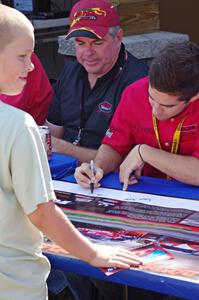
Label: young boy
xmin=0 ymin=52 xmax=53 ymax=125
xmin=0 ymin=5 xmax=140 ymax=300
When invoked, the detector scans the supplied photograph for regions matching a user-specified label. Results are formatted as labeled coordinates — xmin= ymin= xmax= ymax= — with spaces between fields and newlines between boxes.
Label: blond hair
xmin=0 ymin=4 xmax=34 ymax=50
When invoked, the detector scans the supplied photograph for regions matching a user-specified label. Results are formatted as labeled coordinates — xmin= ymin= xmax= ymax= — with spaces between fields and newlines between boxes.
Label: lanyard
xmin=73 ymin=80 xmax=111 ymax=146
xmin=73 ymin=50 xmax=128 ymax=146
xmin=152 ymin=114 xmax=186 ymax=154
xmin=152 ymin=114 xmax=186 ymax=179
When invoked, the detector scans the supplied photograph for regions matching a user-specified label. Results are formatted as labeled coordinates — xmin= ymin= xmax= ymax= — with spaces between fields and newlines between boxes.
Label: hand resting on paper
xmin=119 ymin=144 xmax=145 ymax=191
xmin=89 ymin=245 xmax=142 ymax=268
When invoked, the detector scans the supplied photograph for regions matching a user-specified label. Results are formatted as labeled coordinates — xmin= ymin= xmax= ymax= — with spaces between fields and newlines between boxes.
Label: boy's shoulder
xmin=0 ymin=101 xmax=36 ymax=130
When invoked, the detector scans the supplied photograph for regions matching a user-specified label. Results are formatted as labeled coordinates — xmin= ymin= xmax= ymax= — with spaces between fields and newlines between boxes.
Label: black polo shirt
xmin=47 ymin=44 xmax=148 ymax=149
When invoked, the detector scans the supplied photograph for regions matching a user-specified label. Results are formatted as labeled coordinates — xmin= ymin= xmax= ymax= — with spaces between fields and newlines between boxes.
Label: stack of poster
xmin=43 ymin=181 xmax=199 ymax=281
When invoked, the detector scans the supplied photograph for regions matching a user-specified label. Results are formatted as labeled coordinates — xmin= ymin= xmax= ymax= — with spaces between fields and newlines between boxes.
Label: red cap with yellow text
xmin=66 ymin=0 xmax=120 ymax=40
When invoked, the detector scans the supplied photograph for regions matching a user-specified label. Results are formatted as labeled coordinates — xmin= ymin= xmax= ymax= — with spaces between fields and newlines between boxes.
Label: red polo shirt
xmin=0 ymin=53 xmax=52 ymax=125
xmin=103 ymin=77 xmax=199 ymax=178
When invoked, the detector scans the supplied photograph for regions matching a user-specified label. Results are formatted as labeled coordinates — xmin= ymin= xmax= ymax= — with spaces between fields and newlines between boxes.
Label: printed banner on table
xmin=43 ymin=181 xmax=199 ymax=282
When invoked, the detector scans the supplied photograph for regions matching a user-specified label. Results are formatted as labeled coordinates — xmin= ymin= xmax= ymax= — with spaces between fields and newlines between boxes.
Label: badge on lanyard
xmin=73 ymin=127 xmax=82 ymax=146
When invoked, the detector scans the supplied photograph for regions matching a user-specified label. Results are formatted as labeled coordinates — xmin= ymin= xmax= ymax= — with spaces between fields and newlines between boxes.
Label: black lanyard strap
xmin=73 ymin=50 xmax=128 ymax=146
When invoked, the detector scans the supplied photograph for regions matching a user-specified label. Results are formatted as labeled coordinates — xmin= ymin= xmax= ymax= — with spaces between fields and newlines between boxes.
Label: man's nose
xmin=152 ymin=102 xmax=163 ymax=115
xmin=85 ymin=44 xmax=95 ymax=54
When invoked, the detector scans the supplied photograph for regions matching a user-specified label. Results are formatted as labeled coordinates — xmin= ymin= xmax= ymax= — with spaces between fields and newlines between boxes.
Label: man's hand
xmin=119 ymin=144 xmax=145 ymax=191
xmin=90 ymin=245 xmax=142 ymax=268
xmin=75 ymin=162 xmax=104 ymax=188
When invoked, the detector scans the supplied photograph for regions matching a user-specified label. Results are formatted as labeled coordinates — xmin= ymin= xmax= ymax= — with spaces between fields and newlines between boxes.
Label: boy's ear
xmin=189 ymin=92 xmax=199 ymax=103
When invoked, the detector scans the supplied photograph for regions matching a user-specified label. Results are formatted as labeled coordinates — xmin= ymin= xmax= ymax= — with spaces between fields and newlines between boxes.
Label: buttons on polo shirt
xmin=165 ymin=142 xmax=170 ymax=147
xmin=170 ymin=118 xmax=174 ymax=122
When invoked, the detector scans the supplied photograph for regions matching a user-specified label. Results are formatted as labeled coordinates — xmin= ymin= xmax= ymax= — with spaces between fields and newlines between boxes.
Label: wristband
xmin=138 ymin=144 xmax=145 ymax=163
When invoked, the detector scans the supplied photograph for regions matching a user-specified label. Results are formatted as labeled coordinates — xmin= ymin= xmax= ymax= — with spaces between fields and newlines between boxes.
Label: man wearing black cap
xmin=46 ymin=0 xmax=148 ymax=164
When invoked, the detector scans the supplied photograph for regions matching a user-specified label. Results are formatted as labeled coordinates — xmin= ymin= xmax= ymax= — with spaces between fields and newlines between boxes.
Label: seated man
xmin=47 ymin=0 xmax=148 ymax=299
xmin=46 ymin=0 xmax=148 ymax=164
xmin=76 ymin=41 xmax=199 ymax=187
xmin=75 ymin=41 xmax=199 ymax=300
xmin=0 ymin=52 xmax=52 ymax=125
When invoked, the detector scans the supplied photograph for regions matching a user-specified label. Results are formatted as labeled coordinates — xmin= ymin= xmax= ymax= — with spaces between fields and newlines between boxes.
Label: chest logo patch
xmin=98 ymin=101 xmax=112 ymax=114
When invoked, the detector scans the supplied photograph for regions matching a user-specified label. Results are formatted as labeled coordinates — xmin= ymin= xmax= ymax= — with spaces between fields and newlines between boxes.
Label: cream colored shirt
xmin=0 ymin=102 xmax=55 ymax=300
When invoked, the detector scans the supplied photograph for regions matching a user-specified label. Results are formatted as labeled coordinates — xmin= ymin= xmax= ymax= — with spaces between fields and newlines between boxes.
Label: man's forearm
xmin=94 ymin=144 xmax=123 ymax=174
xmin=141 ymin=144 xmax=199 ymax=185
xmin=52 ymin=137 xmax=97 ymax=164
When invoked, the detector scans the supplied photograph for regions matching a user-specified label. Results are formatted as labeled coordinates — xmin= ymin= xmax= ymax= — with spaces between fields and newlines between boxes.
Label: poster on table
xmin=43 ymin=181 xmax=199 ymax=282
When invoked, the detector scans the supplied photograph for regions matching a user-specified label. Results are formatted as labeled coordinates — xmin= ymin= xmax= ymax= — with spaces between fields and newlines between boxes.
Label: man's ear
xmin=116 ymin=29 xmax=123 ymax=43
xmin=190 ymin=92 xmax=199 ymax=103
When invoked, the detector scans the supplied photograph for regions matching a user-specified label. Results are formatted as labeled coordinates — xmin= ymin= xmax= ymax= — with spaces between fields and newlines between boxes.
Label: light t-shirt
xmin=0 ymin=102 xmax=55 ymax=300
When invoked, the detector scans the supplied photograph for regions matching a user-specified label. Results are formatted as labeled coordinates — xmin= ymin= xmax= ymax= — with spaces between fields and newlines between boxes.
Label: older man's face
xmin=74 ymin=30 xmax=122 ymax=77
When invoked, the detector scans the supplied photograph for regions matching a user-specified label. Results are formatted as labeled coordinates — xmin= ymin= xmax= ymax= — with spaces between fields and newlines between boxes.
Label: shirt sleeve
xmin=193 ymin=137 xmax=199 ymax=159
xmin=10 ymin=114 xmax=55 ymax=214
xmin=102 ymin=84 xmax=136 ymax=156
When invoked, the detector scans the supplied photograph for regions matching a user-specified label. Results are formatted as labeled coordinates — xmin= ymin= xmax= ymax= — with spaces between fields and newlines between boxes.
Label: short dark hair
xmin=149 ymin=41 xmax=199 ymax=102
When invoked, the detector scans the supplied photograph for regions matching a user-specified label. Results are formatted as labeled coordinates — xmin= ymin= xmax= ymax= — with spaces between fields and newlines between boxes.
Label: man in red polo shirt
xmin=75 ymin=41 xmax=199 ymax=190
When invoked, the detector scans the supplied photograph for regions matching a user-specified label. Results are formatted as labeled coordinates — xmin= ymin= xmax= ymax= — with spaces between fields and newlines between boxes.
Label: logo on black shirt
xmin=98 ymin=101 xmax=112 ymax=114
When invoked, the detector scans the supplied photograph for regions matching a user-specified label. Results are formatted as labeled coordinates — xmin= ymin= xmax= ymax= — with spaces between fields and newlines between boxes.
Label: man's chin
xmin=84 ymin=63 xmax=100 ymax=73
xmin=155 ymin=115 xmax=168 ymax=121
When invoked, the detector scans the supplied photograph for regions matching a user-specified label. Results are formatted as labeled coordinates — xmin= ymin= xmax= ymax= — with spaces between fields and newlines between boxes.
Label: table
xmin=45 ymin=172 xmax=199 ymax=299
xmin=66 ymin=172 xmax=199 ymax=200
xmin=49 ymin=152 xmax=77 ymax=180
xmin=45 ymin=252 xmax=199 ymax=299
